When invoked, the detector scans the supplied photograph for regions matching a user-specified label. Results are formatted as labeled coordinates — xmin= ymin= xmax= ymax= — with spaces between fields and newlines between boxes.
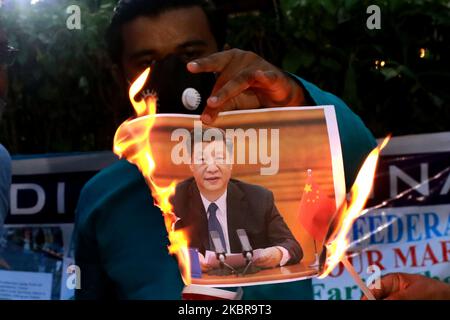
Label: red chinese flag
xmin=298 ymin=170 xmax=336 ymax=241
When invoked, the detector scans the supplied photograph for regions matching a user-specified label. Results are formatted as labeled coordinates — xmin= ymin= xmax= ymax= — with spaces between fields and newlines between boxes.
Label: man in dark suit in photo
xmin=171 ymin=128 xmax=303 ymax=272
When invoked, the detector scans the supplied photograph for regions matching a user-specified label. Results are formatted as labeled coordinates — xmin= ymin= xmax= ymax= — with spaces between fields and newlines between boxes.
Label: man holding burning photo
xmin=74 ymin=0 xmax=376 ymax=299
xmin=171 ymin=128 xmax=302 ymax=272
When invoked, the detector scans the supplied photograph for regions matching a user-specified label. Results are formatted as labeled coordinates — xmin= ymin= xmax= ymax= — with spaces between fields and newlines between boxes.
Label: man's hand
xmin=363 ymin=273 xmax=450 ymax=300
xmin=254 ymin=246 xmax=283 ymax=269
xmin=187 ymin=49 xmax=306 ymax=124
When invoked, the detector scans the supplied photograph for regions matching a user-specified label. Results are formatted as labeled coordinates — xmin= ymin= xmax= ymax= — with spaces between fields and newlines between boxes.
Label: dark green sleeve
xmin=74 ymin=161 xmax=184 ymax=299
xmin=73 ymin=219 xmax=117 ymax=299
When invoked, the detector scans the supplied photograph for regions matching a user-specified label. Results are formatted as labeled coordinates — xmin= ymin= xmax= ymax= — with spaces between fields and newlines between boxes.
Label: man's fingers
xmin=187 ymin=50 xmax=235 ymax=73
xmin=212 ymin=69 xmax=283 ymax=104
xmin=384 ymin=292 xmax=408 ymax=300
xmin=201 ymin=263 xmax=211 ymax=272
xmin=256 ymin=261 xmax=269 ymax=268
xmin=254 ymin=259 xmax=269 ymax=268
xmin=369 ymin=273 xmax=402 ymax=300
xmin=254 ymin=70 xmax=297 ymax=105
xmin=253 ymin=70 xmax=280 ymax=88
xmin=201 ymin=96 xmax=238 ymax=124
xmin=255 ymin=256 xmax=277 ymax=268
xmin=209 ymin=72 xmax=252 ymax=107
xmin=255 ymin=255 xmax=269 ymax=264
xmin=201 ymin=106 xmax=220 ymax=125
xmin=258 ymin=255 xmax=270 ymax=262
xmin=255 ymin=252 xmax=271 ymax=263
xmin=205 ymin=69 xmax=284 ymax=110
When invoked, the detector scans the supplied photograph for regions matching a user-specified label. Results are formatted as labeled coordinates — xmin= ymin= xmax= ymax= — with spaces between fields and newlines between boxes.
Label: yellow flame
xmin=319 ymin=136 xmax=390 ymax=278
xmin=113 ymin=68 xmax=191 ymax=285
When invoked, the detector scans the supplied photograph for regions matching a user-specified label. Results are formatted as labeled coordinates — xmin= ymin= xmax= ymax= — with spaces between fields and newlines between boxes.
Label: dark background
xmin=1 ymin=0 xmax=449 ymax=154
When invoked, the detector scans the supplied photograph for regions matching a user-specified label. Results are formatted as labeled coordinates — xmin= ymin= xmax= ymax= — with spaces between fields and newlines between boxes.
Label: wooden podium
xmin=192 ymin=262 xmax=318 ymax=286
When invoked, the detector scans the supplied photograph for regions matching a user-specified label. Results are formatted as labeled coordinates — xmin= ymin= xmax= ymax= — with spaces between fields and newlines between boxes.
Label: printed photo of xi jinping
xmin=170 ymin=127 xmax=303 ymax=275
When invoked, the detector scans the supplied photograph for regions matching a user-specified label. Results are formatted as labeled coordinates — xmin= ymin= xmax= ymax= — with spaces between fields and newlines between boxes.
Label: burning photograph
xmin=115 ymin=95 xmax=346 ymax=286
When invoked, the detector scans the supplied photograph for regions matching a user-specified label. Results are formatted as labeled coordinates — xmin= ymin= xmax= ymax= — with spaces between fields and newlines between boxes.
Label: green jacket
xmin=74 ymin=76 xmax=376 ymax=300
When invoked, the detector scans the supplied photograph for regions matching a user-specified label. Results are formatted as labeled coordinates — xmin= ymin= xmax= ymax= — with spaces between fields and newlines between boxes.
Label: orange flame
xmin=319 ymin=136 xmax=390 ymax=278
xmin=113 ymin=68 xmax=191 ymax=284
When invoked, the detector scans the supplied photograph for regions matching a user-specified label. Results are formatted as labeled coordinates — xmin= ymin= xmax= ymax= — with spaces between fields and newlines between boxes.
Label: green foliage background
xmin=1 ymin=0 xmax=449 ymax=154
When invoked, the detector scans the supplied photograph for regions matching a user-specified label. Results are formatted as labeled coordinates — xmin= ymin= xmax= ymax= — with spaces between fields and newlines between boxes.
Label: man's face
xmin=190 ymin=140 xmax=232 ymax=198
xmin=120 ymin=6 xmax=219 ymax=81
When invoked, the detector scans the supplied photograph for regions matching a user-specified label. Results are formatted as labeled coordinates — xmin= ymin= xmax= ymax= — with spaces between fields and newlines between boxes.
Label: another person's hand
xmin=187 ymin=49 xmax=307 ymax=124
xmin=254 ymin=246 xmax=283 ymax=269
xmin=363 ymin=273 xmax=450 ymax=300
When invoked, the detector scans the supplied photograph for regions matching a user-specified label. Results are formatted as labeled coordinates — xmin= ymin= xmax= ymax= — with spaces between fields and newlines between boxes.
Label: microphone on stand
xmin=237 ymin=229 xmax=253 ymax=261
xmin=210 ymin=230 xmax=226 ymax=262
xmin=236 ymin=229 xmax=260 ymax=275
xmin=209 ymin=231 xmax=235 ymax=276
